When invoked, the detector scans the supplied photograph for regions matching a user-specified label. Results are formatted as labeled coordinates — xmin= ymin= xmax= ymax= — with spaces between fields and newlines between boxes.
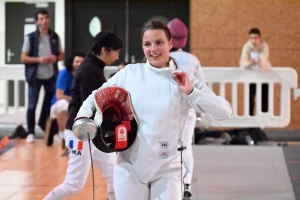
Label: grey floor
xmin=0 ymin=125 xmax=297 ymax=200
xmin=191 ymin=145 xmax=295 ymax=200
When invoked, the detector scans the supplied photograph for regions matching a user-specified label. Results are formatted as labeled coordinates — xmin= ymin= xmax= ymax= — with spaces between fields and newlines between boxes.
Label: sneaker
xmin=26 ymin=134 xmax=34 ymax=143
xmin=0 ymin=136 xmax=9 ymax=151
xmin=58 ymin=131 xmax=64 ymax=140
xmin=183 ymin=184 xmax=192 ymax=199
xmin=53 ymin=134 xmax=62 ymax=143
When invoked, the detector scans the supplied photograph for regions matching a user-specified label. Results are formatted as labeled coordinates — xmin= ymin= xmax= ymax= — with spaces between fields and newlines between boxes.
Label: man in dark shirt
xmin=44 ymin=31 xmax=123 ymax=200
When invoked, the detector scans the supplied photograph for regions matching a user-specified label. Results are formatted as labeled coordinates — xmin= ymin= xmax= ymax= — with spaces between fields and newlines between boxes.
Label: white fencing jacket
xmin=77 ymin=60 xmax=232 ymax=183
xmin=170 ymin=49 xmax=206 ymax=83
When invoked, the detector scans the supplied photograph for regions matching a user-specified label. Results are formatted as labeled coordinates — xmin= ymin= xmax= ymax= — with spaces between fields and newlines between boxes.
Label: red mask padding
xmin=92 ymin=86 xmax=138 ymax=153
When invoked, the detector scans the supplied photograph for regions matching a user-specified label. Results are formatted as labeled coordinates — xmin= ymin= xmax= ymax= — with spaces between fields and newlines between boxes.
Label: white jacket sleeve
xmin=187 ymin=75 xmax=232 ymax=120
xmin=75 ymin=67 xmax=128 ymax=120
xmin=194 ymin=58 xmax=206 ymax=83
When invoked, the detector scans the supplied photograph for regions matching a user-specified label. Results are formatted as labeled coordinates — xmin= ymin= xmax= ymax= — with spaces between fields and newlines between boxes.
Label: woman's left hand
xmin=173 ymin=71 xmax=193 ymax=95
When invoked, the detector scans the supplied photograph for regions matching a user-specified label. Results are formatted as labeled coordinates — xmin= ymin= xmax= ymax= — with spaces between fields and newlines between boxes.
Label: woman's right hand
xmin=173 ymin=71 xmax=193 ymax=95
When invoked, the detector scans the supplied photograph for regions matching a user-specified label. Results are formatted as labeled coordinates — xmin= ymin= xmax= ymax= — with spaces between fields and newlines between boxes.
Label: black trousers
xmin=249 ymin=83 xmax=269 ymax=116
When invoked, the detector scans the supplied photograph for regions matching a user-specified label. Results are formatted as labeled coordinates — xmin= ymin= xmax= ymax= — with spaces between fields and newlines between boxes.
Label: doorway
xmin=5 ymin=2 xmax=55 ymax=64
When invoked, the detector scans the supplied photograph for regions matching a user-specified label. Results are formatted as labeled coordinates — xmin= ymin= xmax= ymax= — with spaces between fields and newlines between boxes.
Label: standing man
xmin=239 ymin=28 xmax=271 ymax=116
xmin=168 ymin=18 xmax=206 ymax=200
xmin=21 ymin=9 xmax=64 ymax=143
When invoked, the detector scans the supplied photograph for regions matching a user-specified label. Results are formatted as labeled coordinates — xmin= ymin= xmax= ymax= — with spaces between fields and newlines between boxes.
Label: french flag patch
xmin=69 ymin=140 xmax=83 ymax=150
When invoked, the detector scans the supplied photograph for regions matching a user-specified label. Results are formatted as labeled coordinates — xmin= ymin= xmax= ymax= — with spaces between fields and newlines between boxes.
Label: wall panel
xmin=191 ymin=0 xmax=300 ymax=130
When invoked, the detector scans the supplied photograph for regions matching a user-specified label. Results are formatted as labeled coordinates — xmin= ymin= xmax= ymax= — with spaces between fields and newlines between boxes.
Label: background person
xmin=239 ymin=28 xmax=271 ymax=116
xmin=44 ymin=31 xmax=123 ymax=200
xmin=49 ymin=50 xmax=85 ymax=143
xmin=20 ymin=9 xmax=64 ymax=143
xmin=168 ymin=17 xmax=206 ymax=199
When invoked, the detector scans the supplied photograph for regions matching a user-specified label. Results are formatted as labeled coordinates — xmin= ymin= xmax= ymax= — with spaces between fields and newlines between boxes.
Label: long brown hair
xmin=140 ymin=20 xmax=178 ymax=69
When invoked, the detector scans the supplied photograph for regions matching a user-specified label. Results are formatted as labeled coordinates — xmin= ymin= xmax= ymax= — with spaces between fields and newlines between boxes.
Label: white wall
xmin=0 ymin=0 xmax=65 ymax=66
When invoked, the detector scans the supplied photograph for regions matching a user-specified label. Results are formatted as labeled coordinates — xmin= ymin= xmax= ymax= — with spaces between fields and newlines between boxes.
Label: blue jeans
xmin=27 ymin=78 xmax=56 ymax=134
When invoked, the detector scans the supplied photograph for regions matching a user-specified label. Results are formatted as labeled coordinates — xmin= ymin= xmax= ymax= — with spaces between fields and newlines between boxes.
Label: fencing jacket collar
xmin=145 ymin=59 xmax=176 ymax=74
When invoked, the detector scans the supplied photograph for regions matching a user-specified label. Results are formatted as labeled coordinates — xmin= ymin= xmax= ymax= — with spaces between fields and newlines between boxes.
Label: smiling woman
xmin=73 ymin=20 xmax=232 ymax=200
xmin=141 ymin=21 xmax=179 ymax=70
xmin=142 ymin=27 xmax=172 ymax=68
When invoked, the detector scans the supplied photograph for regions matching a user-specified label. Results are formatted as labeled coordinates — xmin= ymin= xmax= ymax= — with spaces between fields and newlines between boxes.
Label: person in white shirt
xmin=239 ymin=28 xmax=272 ymax=115
xmin=168 ymin=18 xmax=205 ymax=199
xmin=76 ymin=20 xmax=232 ymax=200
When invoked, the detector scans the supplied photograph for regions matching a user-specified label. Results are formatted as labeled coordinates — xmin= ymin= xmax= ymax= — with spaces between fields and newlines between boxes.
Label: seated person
xmin=239 ymin=28 xmax=272 ymax=116
xmin=50 ymin=51 xmax=85 ymax=141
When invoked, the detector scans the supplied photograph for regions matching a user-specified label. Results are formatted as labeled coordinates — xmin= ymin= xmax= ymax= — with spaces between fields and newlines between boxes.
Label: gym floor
xmin=0 ymin=125 xmax=299 ymax=200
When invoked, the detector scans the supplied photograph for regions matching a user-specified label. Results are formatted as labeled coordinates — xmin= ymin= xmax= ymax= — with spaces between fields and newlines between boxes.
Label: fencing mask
xmin=92 ymin=86 xmax=138 ymax=153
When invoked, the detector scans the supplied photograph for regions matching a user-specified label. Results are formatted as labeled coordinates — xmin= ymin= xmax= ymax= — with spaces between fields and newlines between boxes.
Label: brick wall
xmin=190 ymin=0 xmax=300 ymax=130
